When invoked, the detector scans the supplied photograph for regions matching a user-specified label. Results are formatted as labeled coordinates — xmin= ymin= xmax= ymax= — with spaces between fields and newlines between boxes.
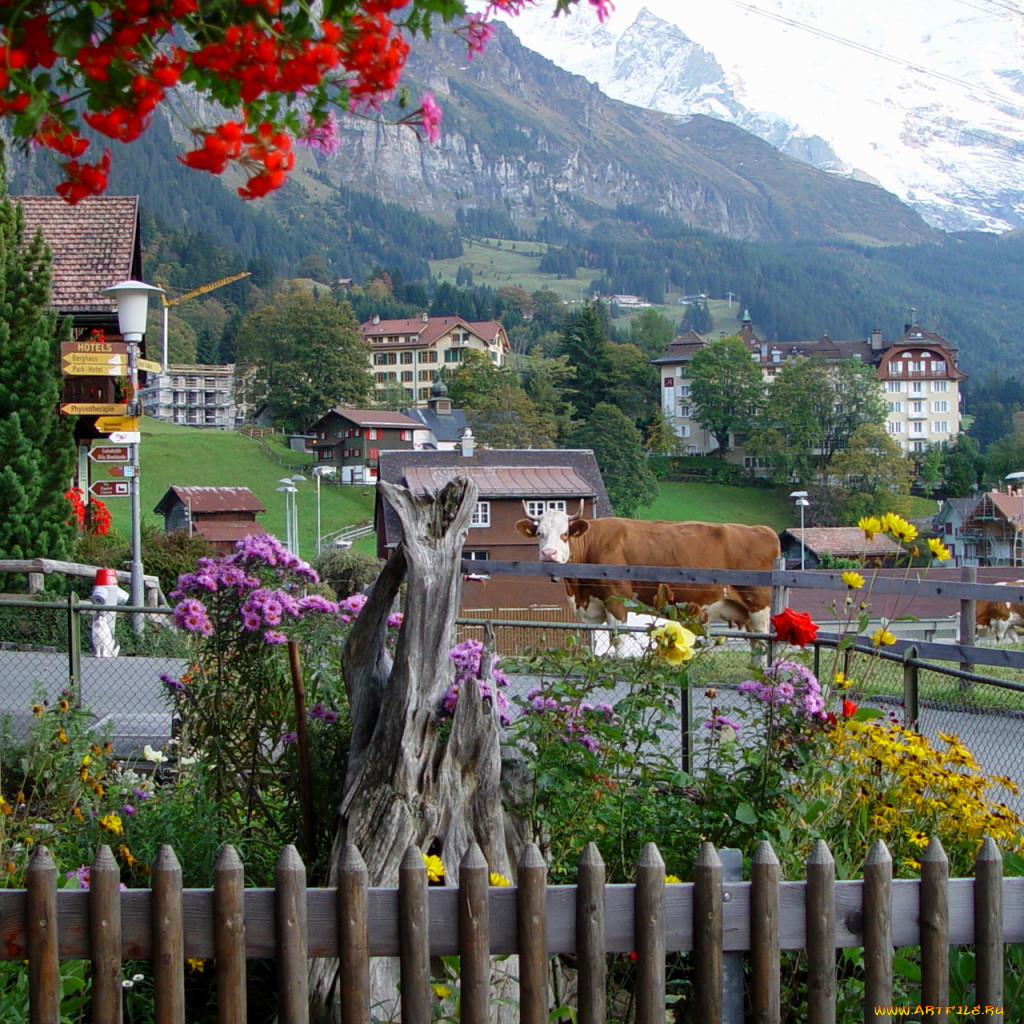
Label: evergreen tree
xmin=567 ymin=403 xmax=658 ymax=517
xmin=0 ymin=197 xmax=76 ymax=561
xmin=559 ymin=301 xmax=612 ymax=420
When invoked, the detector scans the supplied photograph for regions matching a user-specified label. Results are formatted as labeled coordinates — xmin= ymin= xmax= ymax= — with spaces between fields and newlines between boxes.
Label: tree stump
xmin=310 ymin=476 xmax=516 ymax=1022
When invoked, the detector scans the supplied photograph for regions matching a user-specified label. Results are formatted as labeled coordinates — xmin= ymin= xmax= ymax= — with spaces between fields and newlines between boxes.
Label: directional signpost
xmin=89 ymin=446 xmax=131 ymax=463
xmin=108 ymin=431 xmax=141 ymax=444
xmin=95 ymin=415 xmax=139 ymax=434
xmin=90 ymin=480 xmax=131 ymax=498
xmin=107 ymin=465 xmax=136 ymax=478
xmin=60 ymin=403 xmax=130 ymax=416
xmin=137 ymin=358 xmax=162 ymax=374
xmin=61 ymin=354 xmax=127 ymax=376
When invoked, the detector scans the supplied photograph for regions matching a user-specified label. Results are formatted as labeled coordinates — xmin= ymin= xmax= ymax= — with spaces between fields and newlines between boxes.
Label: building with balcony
xmin=140 ymin=364 xmax=240 ymax=429
xmin=360 ymin=313 xmax=509 ymax=406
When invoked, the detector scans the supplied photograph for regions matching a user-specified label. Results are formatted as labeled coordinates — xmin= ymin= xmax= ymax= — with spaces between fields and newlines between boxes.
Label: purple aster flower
xmin=132 ymin=787 xmax=151 ymax=802
xmin=387 ymin=612 xmax=404 ymax=628
xmin=122 ymin=804 xmax=136 ymax=816
xmin=282 ymin=731 xmax=298 ymax=745
xmin=703 ymin=715 xmax=742 ymax=740
xmin=159 ymin=672 xmax=185 ymax=693
xmin=263 ymin=630 xmax=288 ymax=645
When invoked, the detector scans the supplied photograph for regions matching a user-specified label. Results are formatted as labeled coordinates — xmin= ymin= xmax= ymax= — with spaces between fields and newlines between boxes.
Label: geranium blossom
xmin=770 ymin=607 xmax=818 ymax=647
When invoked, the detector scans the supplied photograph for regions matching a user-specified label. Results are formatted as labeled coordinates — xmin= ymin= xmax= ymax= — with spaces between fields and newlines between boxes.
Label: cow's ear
xmin=515 ymin=519 xmax=538 ymax=538
xmin=567 ymin=519 xmax=590 ymax=538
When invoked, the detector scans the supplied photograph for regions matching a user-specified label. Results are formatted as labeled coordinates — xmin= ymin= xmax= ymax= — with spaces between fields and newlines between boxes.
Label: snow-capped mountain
xmin=500 ymin=1 xmax=1024 ymax=233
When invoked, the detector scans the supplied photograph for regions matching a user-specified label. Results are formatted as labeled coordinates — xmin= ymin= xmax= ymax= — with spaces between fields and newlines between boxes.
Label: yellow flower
xmin=841 ymin=571 xmax=865 ymax=589
xmin=143 ymin=744 xmax=168 ymax=764
xmin=881 ymin=513 xmax=917 ymax=543
xmin=81 ymin=755 xmax=91 ymax=766
xmin=432 ymin=984 xmax=452 ymax=999
xmin=489 ymin=871 xmax=511 ymax=886
xmin=186 ymin=958 xmax=205 ymax=974
xmin=72 ymin=807 xmax=83 ymax=822
xmin=98 ymin=813 xmax=123 ymax=835
xmin=664 ymin=874 xmax=682 ymax=884
xmin=833 ymin=671 xmax=852 ymax=689
xmin=0 ymin=797 xmax=11 ymax=817
xmin=927 ymin=537 xmax=951 ymax=561
xmin=422 ymin=853 xmax=445 ymax=883
xmin=858 ymin=515 xmax=882 ymax=539
xmin=56 ymin=729 xmax=68 ymax=744
xmin=117 ymin=844 xmax=138 ymax=868
xmin=31 ymin=704 xmax=43 ymax=718
xmin=871 ymin=627 xmax=897 ymax=647
xmin=58 ymin=699 xmax=70 ymax=713
xmin=650 ymin=621 xmax=696 ymax=665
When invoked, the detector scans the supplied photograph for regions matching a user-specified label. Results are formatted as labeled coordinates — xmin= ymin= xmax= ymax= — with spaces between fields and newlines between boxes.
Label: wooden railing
xmin=4 ymin=836 xmax=1016 ymax=1023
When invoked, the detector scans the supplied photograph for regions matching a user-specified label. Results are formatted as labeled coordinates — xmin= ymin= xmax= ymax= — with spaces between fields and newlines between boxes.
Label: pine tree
xmin=0 ymin=197 xmax=76 ymax=561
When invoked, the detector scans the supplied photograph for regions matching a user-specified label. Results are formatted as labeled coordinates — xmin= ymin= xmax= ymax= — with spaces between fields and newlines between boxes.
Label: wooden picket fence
xmin=1 ymin=835 xmax=1020 ymax=1023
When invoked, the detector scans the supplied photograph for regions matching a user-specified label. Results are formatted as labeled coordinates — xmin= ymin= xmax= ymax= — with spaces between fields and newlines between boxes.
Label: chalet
xmin=376 ymin=439 xmax=612 ymax=614
xmin=956 ymin=489 xmax=1024 ymax=567
xmin=933 ymin=495 xmax=983 ymax=566
xmin=779 ymin=527 xmax=904 ymax=570
xmin=309 ymin=408 xmax=420 ymax=485
xmin=153 ymin=486 xmax=266 ymax=553
xmin=360 ymin=313 xmax=509 ymax=406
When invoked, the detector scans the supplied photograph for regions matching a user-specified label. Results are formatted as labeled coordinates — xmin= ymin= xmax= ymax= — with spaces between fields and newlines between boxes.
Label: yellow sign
xmin=61 ymin=361 xmax=127 ymax=377
xmin=95 ymin=415 xmax=140 ymax=433
xmin=137 ymin=358 xmax=162 ymax=374
xmin=60 ymin=403 xmax=130 ymax=416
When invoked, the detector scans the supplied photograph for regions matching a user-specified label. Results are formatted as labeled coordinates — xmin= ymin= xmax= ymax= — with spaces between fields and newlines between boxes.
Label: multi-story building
xmin=360 ymin=313 xmax=509 ymax=406
xmin=653 ymin=313 xmax=966 ymax=463
xmin=140 ymin=364 xmax=241 ymax=429
xmin=308 ymin=407 xmax=420 ymax=485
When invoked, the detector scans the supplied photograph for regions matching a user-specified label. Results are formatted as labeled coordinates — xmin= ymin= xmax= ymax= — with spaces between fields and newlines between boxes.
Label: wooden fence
xmin=4 ymin=836 xmax=1018 ymax=1024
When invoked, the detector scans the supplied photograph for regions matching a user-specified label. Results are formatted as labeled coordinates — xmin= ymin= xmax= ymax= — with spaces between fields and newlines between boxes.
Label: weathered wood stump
xmin=310 ymin=477 xmax=516 ymax=1022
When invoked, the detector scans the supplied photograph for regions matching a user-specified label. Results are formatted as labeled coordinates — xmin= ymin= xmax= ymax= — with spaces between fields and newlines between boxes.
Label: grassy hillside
xmin=103 ymin=419 xmax=376 ymax=559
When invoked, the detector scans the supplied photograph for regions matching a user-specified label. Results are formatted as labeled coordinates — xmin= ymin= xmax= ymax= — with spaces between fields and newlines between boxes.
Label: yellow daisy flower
xmin=489 ymin=872 xmax=511 ymax=886
xmin=927 ymin=537 xmax=951 ymax=561
xmin=858 ymin=516 xmax=882 ymax=539
xmin=422 ymin=853 xmax=445 ymax=883
xmin=871 ymin=627 xmax=896 ymax=647
xmin=841 ymin=571 xmax=865 ymax=589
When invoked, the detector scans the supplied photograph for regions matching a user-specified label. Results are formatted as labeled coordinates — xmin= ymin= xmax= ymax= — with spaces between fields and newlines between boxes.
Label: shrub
xmin=310 ymin=547 xmax=384 ymax=598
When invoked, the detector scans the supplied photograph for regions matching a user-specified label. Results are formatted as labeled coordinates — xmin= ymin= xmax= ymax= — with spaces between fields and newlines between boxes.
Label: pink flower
xmin=419 ymin=92 xmax=441 ymax=144
xmin=296 ymin=111 xmax=340 ymax=154
xmin=463 ymin=14 xmax=494 ymax=59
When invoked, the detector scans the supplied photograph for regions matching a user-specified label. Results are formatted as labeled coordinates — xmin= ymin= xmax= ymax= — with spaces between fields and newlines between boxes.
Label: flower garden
xmin=0 ymin=517 xmax=1022 ymax=1020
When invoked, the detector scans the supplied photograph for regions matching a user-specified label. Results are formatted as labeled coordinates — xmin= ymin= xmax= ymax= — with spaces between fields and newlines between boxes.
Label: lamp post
xmin=1005 ymin=471 xmax=1024 ymax=566
xmin=789 ymin=490 xmax=810 ymax=571
xmin=277 ymin=482 xmax=297 ymax=553
xmin=100 ymin=280 xmax=164 ymax=635
xmin=289 ymin=474 xmax=306 ymax=557
xmin=311 ymin=465 xmax=337 ymax=554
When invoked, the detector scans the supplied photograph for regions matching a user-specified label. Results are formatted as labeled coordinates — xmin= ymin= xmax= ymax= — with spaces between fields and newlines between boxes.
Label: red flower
xmin=842 ymin=699 xmax=858 ymax=718
xmin=770 ymin=608 xmax=818 ymax=647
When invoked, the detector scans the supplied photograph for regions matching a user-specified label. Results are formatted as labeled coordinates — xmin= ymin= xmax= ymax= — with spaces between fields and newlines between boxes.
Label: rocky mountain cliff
xmin=303 ymin=23 xmax=934 ymax=246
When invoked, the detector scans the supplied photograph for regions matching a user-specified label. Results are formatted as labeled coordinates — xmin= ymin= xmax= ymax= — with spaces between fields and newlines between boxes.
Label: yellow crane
xmin=159 ymin=271 xmax=251 ymax=369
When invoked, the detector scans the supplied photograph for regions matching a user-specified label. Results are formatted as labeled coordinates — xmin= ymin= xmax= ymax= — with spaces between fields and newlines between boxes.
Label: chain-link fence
xmin=2 ymin=595 xmax=1024 ymax=810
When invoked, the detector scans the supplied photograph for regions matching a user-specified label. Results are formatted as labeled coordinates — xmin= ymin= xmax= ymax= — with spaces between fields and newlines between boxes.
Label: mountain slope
xmin=503 ymin=2 xmax=1024 ymax=233
xmin=312 ymin=23 xmax=934 ymax=245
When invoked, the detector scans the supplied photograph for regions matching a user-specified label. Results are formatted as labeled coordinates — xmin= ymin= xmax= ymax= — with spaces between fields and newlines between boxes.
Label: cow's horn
xmin=570 ymin=499 xmax=584 ymax=521
xmin=521 ymin=499 xmax=539 ymax=522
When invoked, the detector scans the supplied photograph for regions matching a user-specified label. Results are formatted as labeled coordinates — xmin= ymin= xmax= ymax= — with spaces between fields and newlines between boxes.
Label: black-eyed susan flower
xmin=422 ymin=853 xmax=445 ymax=883
xmin=841 ymin=571 xmax=865 ymax=589
xmin=489 ymin=871 xmax=511 ymax=886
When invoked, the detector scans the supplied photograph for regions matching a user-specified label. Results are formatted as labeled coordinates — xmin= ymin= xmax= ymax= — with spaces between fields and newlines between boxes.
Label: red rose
xmin=842 ymin=699 xmax=859 ymax=718
xmin=771 ymin=608 xmax=819 ymax=647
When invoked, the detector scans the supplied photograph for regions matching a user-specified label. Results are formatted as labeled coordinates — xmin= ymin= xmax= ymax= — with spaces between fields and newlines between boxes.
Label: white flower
xmin=142 ymin=744 xmax=168 ymax=764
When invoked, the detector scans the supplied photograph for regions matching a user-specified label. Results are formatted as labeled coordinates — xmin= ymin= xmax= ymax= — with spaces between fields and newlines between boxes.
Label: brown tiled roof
xmin=153 ymin=486 xmax=266 ymax=516
xmin=17 ymin=195 xmax=140 ymax=313
xmin=323 ymin=408 xmax=421 ymax=429
xmin=404 ymin=465 xmax=596 ymax=498
xmin=782 ymin=527 xmax=902 ymax=557
xmin=360 ymin=315 xmax=509 ymax=351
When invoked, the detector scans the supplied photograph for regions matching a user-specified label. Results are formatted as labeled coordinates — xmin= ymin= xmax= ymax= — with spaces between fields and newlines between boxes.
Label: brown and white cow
xmin=515 ymin=504 xmax=780 ymax=646
xmin=975 ymin=580 xmax=1024 ymax=642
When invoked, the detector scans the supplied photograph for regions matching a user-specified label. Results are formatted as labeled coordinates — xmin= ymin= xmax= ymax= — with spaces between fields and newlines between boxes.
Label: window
xmin=470 ymin=502 xmax=490 ymax=527
xmin=911 ymin=401 xmax=925 ymax=414
xmin=890 ymin=361 xmax=903 ymax=374
xmin=419 ymin=370 xmax=433 ymax=382
xmin=886 ymin=381 xmax=902 ymax=393
xmin=401 ymin=371 xmax=413 ymax=382
xmin=418 ymin=387 xmax=430 ymax=400
xmin=910 ymin=381 xmax=924 ymax=394
xmin=931 ymin=360 xmax=945 ymax=373
xmin=677 ymin=385 xmax=691 ymax=398
xmin=932 ymin=400 xmax=949 ymax=413
xmin=464 ymin=550 xmax=489 ymax=561
xmin=910 ymin=421 xmax=925 ymax=435
xmin=686 ymin=444 xmax=698 ymax=455
xmin=679 ymin=405 xmax=692 ymax=418
xmin=444 ymin=349 xmax=463 ymax=363
xmin=887 ymin=422 xmax=903 ymax=434
xmin=368 ymin=448 xmax=379 ymax=459
xmin=887 ymin=401 xmax=902 ymax=413
xmin=744 ymin=456 xmax=770 ymax=469
xmin=932 ymin=380 xmax=949 ymax=392
xmin=933 ymin=421 xmax=949 ymax=433
xmin=419 ymin=351 xmax=438 ymax=363
xmin=401 ymin=430 xmax=412 ymax=441
xmin=910 ymin=440 xmax=925 ymax=453
xmin=909 ymin=360 xmax=924 ymax=373
xmin=366 ymin=428 xmax=380 ymax=440
xmin=679 ymin=424 xmax=691 ymax=438
xmin=400 ymin=352 xmax=414 ymax=364
xmin=524 ymin=499 xmax=567 ymax=519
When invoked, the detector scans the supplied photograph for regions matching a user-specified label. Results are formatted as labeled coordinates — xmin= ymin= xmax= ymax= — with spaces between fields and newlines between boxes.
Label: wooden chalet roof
xmin=403 ymin=465 xmax=596 ymax=498
xmin=153 ymin=486 xmax=266 ymax=516
xmin=17 ymin=196 xmax=141 ymax=315
xmin=316 ymin=408 xmax=421 ymax=429
xmin=781 ymin=527 xmax=903 ymax=558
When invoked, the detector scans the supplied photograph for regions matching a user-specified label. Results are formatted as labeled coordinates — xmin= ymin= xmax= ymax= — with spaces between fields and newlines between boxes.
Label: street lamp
xmin=276 ymin=482 xmax=297 ymax=553
xmin=1005 ymin=472 xmax=1024 ymax=566
xmin=789 ymin=490 xmax=810 ymax=571
xmin=100 ymin=279 xmax=164 ymax=634
xmin=289 ymin=474 xmax=306 ymax=557
xmin=311 ymin=465 xmax=337 ymax=554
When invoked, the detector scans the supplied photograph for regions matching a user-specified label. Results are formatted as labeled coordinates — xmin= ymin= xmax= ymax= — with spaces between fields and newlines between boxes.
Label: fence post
xmin=337 ymin=844 xmax=370 ymax=1024
xmin=26 ymin=844 xmax=59 ymax=1024
xmin=719 ymin=848 xmax=743 ymax=1024
xmin=213 ymin=845 xmax=247 ymax=1024
xmin=576 ymin=843 xmax=606 ymax=1024
xmin=920 ymin=837 xmax=949 ymax=1021
xmin=693 ymin=842 xmax=723 ymax=1024
xmin=750 ymin=841 xmax=781 ymax=1024
xmin=769 ymin=556 xmax=787 ymax=665
xmin=90 ymin=845 xmax=124 ymax=1024
xmin=902 ymin=645 xmax=919 ymax=729
xmin=634 ymin=843 xmax=666 ymax=1024
xmin=959 ymin=564 xmax=976 ymax=683
xmin=398 ymin=845 xmax=431 ymax=1024
xmin=67 ymin=592 xmax=81 ymax=700
xmin=517 ymin=843 xmax=549 ymax=1024
xmin=974 ymin=836 xmax=1003 ymax=1010
xmin=151 ymin=845 xmax=185 ymax=1024
xmin=804 ymin=840 xmax=835 ymax=1024
xmin=275 ymin=845 xmax=309 ymax=1024
xmin=862 ymin=840 xmax=893 ymax=1019
xmin=458 ymin=844 xmax=490 ymax=1024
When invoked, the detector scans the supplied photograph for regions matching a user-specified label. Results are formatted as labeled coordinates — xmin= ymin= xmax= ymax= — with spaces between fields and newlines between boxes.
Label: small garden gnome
xmin=90 ymin=568 xmax=128 ymax=658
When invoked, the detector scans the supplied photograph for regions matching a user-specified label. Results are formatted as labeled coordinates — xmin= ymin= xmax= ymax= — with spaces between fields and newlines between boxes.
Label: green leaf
xmin=851 ymin=707 xmax=884 ymax=721
xmin=734 ymin=802 xmax=758 ymax=825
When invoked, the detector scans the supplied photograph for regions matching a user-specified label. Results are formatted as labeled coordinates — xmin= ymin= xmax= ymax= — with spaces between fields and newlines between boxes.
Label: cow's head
xmin=515 ymin=500 xmax=589 ymax=562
